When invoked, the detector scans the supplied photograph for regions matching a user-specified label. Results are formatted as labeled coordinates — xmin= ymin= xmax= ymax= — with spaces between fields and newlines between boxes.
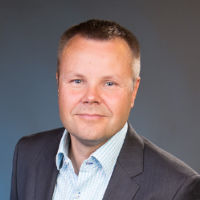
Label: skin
xmin=56 ymin=35 xmax=140 ymax=174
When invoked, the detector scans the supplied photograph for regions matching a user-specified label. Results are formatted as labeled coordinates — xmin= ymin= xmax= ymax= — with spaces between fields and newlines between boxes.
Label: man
xmin=10 ymin=19 xmax=200 ymax=200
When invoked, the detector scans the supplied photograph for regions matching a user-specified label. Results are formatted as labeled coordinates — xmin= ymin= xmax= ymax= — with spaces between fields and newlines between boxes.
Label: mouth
xmin=76 ymin=113 xmax=106 ymax=120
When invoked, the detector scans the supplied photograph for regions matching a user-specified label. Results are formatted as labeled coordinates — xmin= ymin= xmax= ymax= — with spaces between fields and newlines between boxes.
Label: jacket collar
xmin=118 ymin=122 xmax=144 ymax=178
xmin=103 ymin=122 xmax=144 ymax=200
xmin=35 ymin=128 xmax=64 ymax=200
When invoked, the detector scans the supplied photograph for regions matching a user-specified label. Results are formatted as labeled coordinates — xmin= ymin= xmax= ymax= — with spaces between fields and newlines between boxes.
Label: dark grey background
xmin=1 ymin=0 xmax=200 ymax=199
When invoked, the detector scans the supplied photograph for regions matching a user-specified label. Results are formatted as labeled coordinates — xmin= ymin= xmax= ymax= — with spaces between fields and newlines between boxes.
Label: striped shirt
xmin=53 ymin=122 xmax=128 ymax=200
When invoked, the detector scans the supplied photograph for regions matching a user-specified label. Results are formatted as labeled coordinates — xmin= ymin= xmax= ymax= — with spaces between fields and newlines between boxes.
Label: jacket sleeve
xmin=173 ymin=174 xmax=200 ymax=200
xmin=10 ymin=141 xmax=20 ymax=200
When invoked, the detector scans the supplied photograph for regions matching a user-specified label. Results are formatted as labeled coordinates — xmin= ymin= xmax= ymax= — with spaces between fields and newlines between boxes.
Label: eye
xmin=105 ymin=82 xmax=114 ymax=86
xmin=72 ymin=79 xmax=82 ymax=84
xmin=69 ymin=79 xmax=85 ymax=87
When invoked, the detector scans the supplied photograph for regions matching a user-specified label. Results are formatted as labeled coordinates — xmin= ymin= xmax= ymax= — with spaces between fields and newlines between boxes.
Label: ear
xmin=131 ymin=77 xmax=140 ymax=108
xmin=56 ymin=72 xmax=59 ymax=96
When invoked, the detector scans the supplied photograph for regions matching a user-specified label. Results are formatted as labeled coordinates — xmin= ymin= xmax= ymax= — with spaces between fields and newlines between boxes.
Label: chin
xmin=69 ymin=126 xmax=110 ymax=145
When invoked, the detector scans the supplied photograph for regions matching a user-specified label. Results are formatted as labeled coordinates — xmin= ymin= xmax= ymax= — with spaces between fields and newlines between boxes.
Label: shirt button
xmin=86 ymin=162 xmax=93 ymax=165
xmin=64 ymin=161 xmax=68 ymax=166
xmin=76 ymin=192 xmax=81 ymax=199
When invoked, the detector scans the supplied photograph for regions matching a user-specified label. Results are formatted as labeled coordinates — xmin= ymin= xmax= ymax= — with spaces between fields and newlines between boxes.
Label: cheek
xmin=102 ymin=91 xmax=132 ymax=115
xmin=58 ymin=87 xmax=80 ymax=112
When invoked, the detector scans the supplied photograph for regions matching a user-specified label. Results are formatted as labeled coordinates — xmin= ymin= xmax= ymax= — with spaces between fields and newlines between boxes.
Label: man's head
xmin=57 ymin=19 xmax=140 ymax=85
xmin=56 ymin=19 xmax=140 ymax=148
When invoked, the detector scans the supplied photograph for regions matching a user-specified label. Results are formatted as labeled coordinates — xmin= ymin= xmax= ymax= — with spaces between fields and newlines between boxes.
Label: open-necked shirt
xmin=53 ymin=122 xmax=127 ymax=200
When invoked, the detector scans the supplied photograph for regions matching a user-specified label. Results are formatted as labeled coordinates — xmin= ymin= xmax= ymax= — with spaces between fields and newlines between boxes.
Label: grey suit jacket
xmin=10 ymin=123 xmax=200 ymax=200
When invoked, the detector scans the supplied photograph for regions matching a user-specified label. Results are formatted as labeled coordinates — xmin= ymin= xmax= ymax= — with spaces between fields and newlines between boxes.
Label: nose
xmin=81 ymin=85 xmax=102 ymax=104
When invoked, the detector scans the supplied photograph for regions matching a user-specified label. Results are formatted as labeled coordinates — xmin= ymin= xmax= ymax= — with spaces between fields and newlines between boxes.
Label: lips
xmin=76 ymin=113 xmax=106 ymax=120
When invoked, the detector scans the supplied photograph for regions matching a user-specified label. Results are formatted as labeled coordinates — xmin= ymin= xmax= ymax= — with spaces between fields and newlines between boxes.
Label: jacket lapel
xmin=103 ymin=123 xmax=144 ymax=200
xmin=34 ymin=128 xmax=64 ymax=200
xmin=102 ymin=162 xmax=140 ymax=200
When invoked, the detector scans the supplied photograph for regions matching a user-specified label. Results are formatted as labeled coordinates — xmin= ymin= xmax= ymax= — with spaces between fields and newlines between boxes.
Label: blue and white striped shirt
xmin=53 ymin=123 xmax=128 ymax=200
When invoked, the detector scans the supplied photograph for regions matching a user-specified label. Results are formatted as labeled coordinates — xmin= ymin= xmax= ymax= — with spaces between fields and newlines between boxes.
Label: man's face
xmin=57 ymin=35 xmax=140 ymax=147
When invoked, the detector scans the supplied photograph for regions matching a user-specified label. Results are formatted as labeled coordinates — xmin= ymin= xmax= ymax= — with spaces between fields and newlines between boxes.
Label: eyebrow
xmin=66 ymin=72 xmax=122 ymax=81
xmin=101 ymin=75 xmax=121 ymax=80
xmin=65 ymin=72 xmax=85 ymax=78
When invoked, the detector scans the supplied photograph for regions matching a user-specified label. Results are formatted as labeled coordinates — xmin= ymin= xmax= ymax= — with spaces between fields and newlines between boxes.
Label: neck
xmin=68 ymin=134 xmax=106 ymax=175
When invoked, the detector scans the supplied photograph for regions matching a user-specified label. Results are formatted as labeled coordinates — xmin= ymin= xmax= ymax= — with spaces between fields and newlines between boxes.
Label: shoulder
xmin=15 ymin=127 xmax=65 ymax=160
xmin=141 ymin=135 xmax=198 ymax=178
xmin=121 ymin=123 xmax=200 ymax=199
xmin=17 ymin=127 xmax=65 ymax=146
xmin=140 ymin=136 xmax=200 ymax=198
xmin=125 ymin=123 xmax=198 ymax=178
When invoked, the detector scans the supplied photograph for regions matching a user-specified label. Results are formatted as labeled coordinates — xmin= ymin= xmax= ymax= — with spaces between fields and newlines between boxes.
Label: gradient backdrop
xmin=1 ymin=1 xmax=200 ymax=199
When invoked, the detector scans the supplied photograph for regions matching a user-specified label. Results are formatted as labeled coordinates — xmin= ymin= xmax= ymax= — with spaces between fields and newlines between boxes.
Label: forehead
xmin=61 ymin=35 xmax=132 ymax=60
xmin=59 ymin=36 xmax=134 ymax=87
xmin=58 ymin=35 xmax=133 ymax=82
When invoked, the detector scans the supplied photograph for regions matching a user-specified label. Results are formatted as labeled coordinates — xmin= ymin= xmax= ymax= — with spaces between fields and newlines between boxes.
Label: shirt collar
xmin=91 ymin=123 xmax=127 ymax=176
xmin=55 ymin=123 xmax=128 ymax=177
xmin=55 ymin=129 xmax=69 ymax=170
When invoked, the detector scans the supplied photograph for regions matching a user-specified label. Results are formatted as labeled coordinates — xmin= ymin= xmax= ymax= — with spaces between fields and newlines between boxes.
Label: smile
xmin=76 ymin=114 xmax=106 ymax=120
